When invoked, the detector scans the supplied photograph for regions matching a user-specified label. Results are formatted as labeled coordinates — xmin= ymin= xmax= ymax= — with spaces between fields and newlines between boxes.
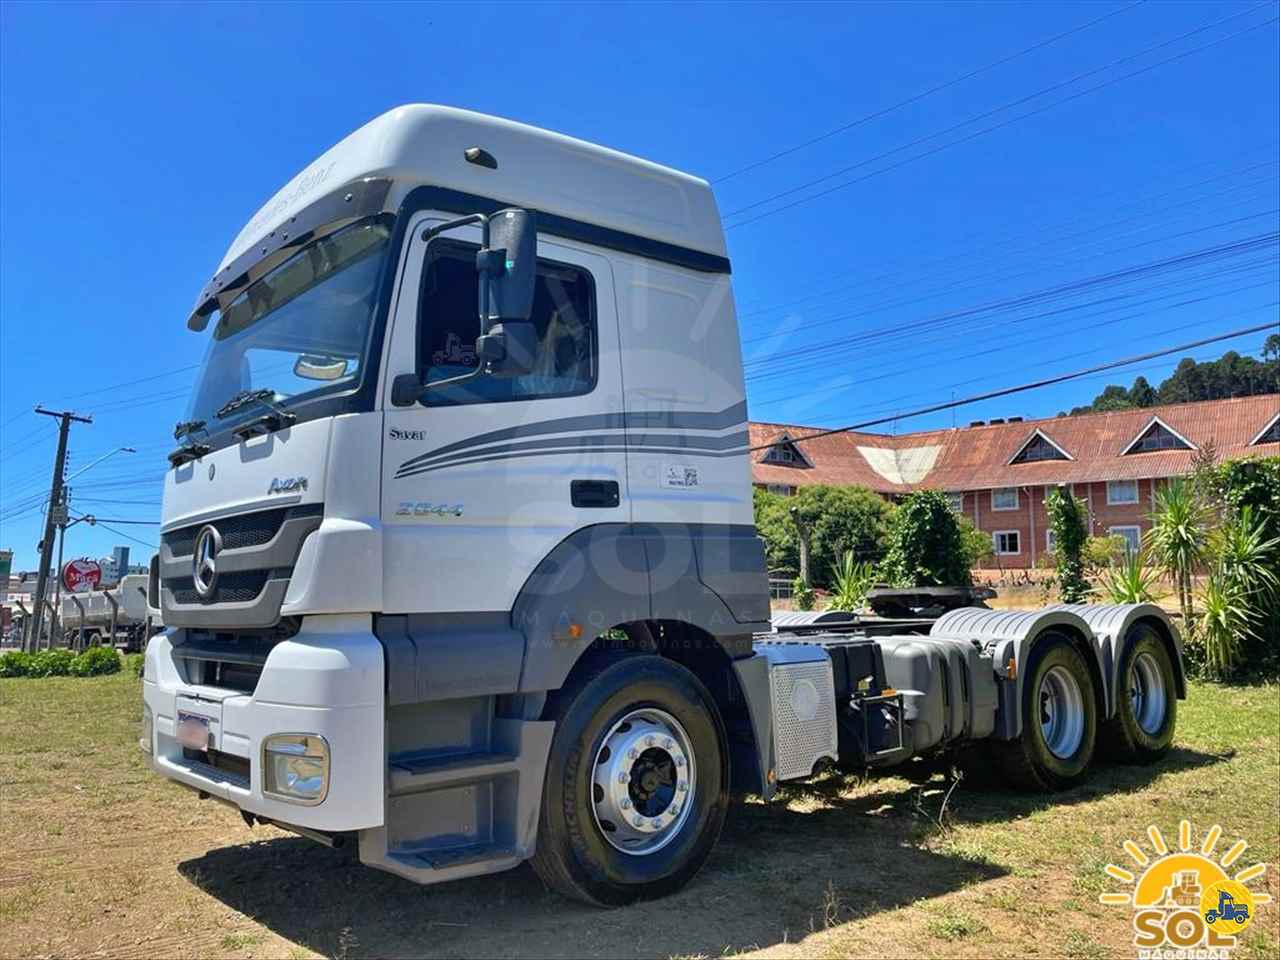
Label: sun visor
xmin=187 ymin=177 xmax=393 ymax=330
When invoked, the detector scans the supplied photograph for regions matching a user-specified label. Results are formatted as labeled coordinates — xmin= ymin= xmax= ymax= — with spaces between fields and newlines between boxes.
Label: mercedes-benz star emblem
xmin=192 ymin=524 xmax=222 ymax=601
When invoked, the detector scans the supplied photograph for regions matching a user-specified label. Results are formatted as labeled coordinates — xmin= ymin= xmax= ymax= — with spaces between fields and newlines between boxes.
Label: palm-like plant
xmin=1147 ymin=478 xmax=1208 ymax=632
xmin=1213 ymin=505 xmax=1280 ymax=620
xmin=1197 ymin=565 xmax=1252 ymax=679
xmin=827 ymin=551 xmax=877 ymax=612
xmin=1100 ymin=549 xmax=1159 ymax=604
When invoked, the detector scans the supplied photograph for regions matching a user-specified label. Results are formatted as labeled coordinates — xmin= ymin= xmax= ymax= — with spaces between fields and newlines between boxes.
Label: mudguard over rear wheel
xmin=996 ymin=632 xmax=1098 ymax=791
xmin=530 ymin=654 xmax=729 ymax=906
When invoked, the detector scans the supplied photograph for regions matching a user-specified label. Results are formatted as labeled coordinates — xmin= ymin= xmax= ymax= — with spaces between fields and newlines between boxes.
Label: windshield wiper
xmin=215 ymin=388 xmax=297 ymax=427
xmin=173 ymin=418 xmax=207 ymax=441
xmin=167 ymin=439 xmax=212 ymax=467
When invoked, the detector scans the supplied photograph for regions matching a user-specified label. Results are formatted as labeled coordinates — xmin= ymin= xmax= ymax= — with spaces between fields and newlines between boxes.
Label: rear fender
xmin=1047 ymin=603 xmax=1187 ymax=704
xmin=930 ymin=608 xmax=1106 ymax=739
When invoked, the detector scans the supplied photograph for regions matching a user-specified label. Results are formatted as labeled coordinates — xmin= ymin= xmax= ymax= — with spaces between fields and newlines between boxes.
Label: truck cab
xmin=143 ymin=105 xmax=1184 ymax=907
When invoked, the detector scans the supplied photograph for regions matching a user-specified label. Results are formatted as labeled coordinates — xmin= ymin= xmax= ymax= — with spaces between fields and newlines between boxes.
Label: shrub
xmin=125 ymin=653 xmax=145 ymax=678
xmin=1197 ymin=564 xmax=1252 ymax=680
xmin=792 ymin=576 xmax=815 ymax=611
xmin=881 ymin=489 xmax=971 ymax=587
xmin=0 ymin=651 xmax=33 ymax=678
xmin=27 ymin=648 xmax=76 ymax=678
xmin=1100 ymin=550 xmax=1159 ymax=604
xmin=959 ymin=517 xmax=993 ymax=569
xmin=71 ymin=646 xmax=122 ymax=677
xmin=827 ymin=551 xmax=876 ymax=612
xmin=1083 ymin=534 xmax=1127 ymax=576
xmin=1046 ymin=486 xmax=1090 ymax=603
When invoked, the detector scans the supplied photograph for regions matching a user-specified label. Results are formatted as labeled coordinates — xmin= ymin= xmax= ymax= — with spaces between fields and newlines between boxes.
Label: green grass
xmin=0 ymin=672 xmax=1276 ymax=959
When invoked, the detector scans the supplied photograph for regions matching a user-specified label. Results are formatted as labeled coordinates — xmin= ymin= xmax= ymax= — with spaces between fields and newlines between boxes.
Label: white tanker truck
xmin=58 ymin=574 xmax=154 ymax=650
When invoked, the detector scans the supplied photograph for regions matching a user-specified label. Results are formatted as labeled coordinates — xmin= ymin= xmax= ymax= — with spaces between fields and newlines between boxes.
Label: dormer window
xmin=1010 ymin=429 xmax=1072 ymax=464
xmin=761 ymin=434 xmax=812 ymax=467
xmin=1251 ymin=412 xmax=1280 ymax=446
xmin=1122 ymin=417 xmax=1194 ymax=455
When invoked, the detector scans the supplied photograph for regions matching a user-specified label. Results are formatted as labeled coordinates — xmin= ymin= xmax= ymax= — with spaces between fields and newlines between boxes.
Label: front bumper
xmin=142 ymin=614 xmax=385 ymax=833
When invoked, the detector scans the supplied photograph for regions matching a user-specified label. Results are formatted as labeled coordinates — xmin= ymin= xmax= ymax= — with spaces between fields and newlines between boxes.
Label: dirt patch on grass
xmin=1 ymin=674 xmax=1276 ymax=958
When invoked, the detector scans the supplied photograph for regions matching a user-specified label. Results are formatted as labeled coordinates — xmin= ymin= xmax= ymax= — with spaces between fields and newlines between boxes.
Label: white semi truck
xmin=142 ymin=105 xmax=1184 ymax=906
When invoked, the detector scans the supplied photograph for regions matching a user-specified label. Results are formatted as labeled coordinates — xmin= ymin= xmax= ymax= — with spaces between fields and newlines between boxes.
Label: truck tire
xmin=530 ymin=653 xmax=729 ymax=906
xmin=996 ymin=632 xmax=1097 ymax=791
xmin=1104 ymin=626 xmax=1176 ymax=763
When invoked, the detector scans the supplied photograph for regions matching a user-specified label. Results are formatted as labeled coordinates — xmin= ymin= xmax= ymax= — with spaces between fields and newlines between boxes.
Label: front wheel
xmin=996 ymin=632 xmax=1098 ymax=791
xmin=530 ymin=654 xmax=729 ymax=906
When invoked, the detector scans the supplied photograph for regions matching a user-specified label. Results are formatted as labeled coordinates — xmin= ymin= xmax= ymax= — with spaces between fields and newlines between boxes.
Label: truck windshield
xmin=184 ymin=218 xmax=392 ymax=430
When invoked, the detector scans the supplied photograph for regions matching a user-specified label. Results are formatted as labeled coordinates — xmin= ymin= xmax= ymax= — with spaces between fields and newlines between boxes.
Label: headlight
xmin=262 ymin=734 xmax=329 ymax=805
xmin=140 ymin=703 xmax=154 ymax=755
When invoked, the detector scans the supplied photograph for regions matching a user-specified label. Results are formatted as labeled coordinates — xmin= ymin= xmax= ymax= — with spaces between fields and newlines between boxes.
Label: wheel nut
xmin=617 ymin=772 xmax=627 ymax=783
xmin=664 ymin=738 xmax=674 ymax=750
xmin=646 ymin=735 xmax=655 ymax=746
xmin=678 ymin=782 xmax=687 ymax=792
xmin=675 ymin=757 xmax=685 ymax=767
xmin=621 ymin=798 xmax=631 ymax=809
xmin=628 ymin=748 xmax=638 ymax=759
xmin=634 ymin=817 xmax=645 ymax=828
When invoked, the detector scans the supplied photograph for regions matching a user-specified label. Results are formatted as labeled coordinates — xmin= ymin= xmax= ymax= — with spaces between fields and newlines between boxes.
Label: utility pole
xmin=26 ymin=407 xmax=91 ymax=651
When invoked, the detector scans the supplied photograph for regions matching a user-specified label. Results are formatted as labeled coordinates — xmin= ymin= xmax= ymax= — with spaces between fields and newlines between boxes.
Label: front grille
xmin=172 ymin=629 xmax=282 ymax=693
xmin=168 ymin=570 xmax=273 ymax=605
xmin=164 ymin=506 xmax=305 ymax=557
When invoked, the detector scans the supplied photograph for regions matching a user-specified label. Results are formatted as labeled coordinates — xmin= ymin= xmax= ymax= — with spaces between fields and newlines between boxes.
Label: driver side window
xmin=416 ymin=239 xmax=597 ymax=405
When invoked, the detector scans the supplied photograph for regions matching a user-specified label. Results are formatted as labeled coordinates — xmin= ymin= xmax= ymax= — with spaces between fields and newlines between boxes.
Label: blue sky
xmin=2 ymin=0 xmax=1278 ymax=570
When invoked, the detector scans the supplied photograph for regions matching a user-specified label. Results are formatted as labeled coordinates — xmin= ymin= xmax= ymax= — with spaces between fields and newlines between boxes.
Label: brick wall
xmin=964 ymin=478 xmax=1160 ymax=569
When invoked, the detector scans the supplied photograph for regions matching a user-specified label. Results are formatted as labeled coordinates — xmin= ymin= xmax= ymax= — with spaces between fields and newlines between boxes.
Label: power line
xmin=725 ymin=9 xmax=1280 ymax=229
xmin=712 ymin=0 xmax=1145 ymax=183
xmin=744 ymin=228 xmax=1279 ymax=375
xmin=749 ymin=323 xmax=1279 ymax=451
xmin=83 ymin=518 xmax=158 ymax=550
xmin=737 ymin=162 xmax=1279 ymax=336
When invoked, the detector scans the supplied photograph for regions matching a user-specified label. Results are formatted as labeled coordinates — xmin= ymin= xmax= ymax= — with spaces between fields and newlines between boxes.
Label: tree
xmin=881 ymin=489 xmax=972 ymax=587
xmin=1067 ymin=341 xmax=1278 ymax=415
xmin=752 ymin=484 xmax=894 ymax=588
xmin=753 ymin=487 xmax=798 ymax=578
xmin=1128 ymin=375 xmax=1157 ymax=407
xmin=1045 ymin=486 xmax=1089 ymax=602
xmin=1147 ymin=477 xmax=1208 ymax=631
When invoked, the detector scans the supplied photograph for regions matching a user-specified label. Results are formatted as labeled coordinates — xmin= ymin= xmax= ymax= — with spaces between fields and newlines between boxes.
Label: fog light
xmin=262 ymin=734 xmax=329 ymax=805
xmin=140 ymin=704 xmax=154 ymax=755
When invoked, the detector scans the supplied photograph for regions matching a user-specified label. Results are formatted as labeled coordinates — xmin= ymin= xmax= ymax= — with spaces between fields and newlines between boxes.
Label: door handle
xmin=571 ymin=479 xmax=620 ymax=508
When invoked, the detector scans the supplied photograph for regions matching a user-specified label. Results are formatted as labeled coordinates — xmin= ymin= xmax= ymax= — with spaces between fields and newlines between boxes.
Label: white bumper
xmin=142 ymin=614 xmax=384 ymax=833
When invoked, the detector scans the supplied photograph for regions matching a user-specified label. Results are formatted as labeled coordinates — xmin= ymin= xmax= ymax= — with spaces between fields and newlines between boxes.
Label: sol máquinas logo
xmin=1100 ymin=819 xmax=1271 ymax=959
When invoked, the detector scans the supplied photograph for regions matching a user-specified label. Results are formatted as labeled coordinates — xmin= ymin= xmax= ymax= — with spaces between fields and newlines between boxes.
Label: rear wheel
xmin=530 ymin=654 xmax=729 ymax=906
xmin=1105 ymin=626 xmax=1176 ymax=763
xmin=996 ymin=632 xmax=1097 ymax=791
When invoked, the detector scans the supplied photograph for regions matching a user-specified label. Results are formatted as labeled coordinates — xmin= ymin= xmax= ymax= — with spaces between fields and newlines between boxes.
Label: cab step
xmin=389 ymin=842 xmax=523 ymax=871
xmin=388 ymin=751 xmax=519 ymax=795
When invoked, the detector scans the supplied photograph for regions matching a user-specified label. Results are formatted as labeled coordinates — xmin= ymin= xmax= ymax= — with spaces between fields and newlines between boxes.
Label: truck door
xmin=380 ymin=217 xmax=626 ymax=615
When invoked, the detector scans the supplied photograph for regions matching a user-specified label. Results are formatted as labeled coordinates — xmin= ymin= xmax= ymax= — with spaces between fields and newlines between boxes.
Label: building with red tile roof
xmin=750 ymin=394 xmax=1280 ymax=568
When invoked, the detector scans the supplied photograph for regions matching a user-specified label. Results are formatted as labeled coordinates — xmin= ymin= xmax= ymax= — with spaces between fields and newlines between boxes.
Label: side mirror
xmin=476 ymin=322 xmax=538 ymax=378
xmin=294 ymin=354 xmax=350 ymax=381
xmin=478 ymin=209 xmax=537 ymax=325
xmin=391 ymin=372 xmax=423 ymax=407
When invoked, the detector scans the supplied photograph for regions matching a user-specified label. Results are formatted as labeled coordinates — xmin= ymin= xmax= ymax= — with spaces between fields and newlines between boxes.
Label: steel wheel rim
xmin=1130 ymin=651 xmax=1167 ymax=735
xmin=1039 ymin=664 xmax=1085 ymax=760
xmin=591 ymin=707 xmax=696 ymax=856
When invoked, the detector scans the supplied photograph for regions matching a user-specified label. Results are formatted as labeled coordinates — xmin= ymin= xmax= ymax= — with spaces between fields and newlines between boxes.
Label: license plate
xmin=176 ymin=712 xmax=210 ymax=751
